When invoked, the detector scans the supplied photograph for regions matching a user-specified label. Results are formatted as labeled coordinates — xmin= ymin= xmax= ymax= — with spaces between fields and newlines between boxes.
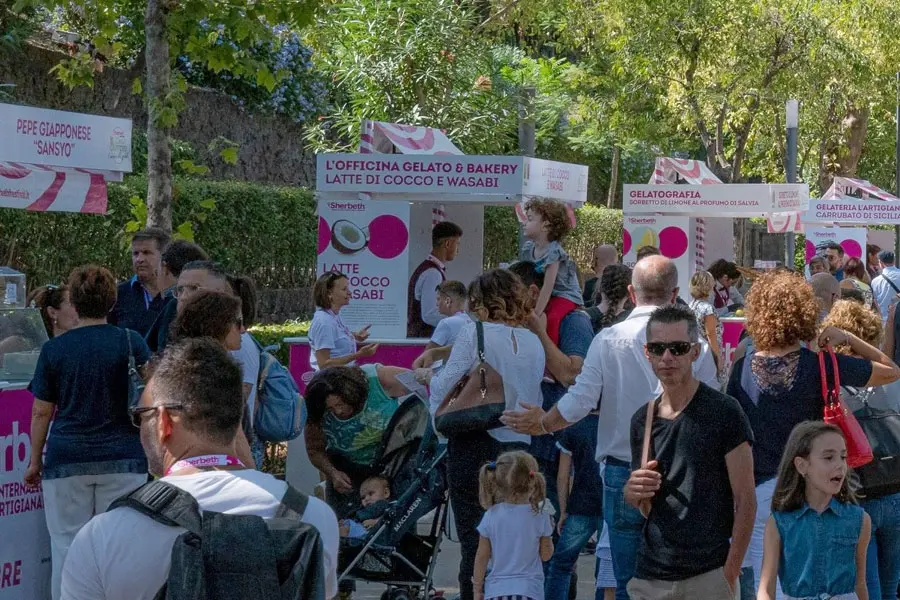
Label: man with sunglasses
xmin=60 ymin=338 xmax=340 ymax=600
xmin=501 ymin=255 xmax=718 ymax=600
xmin=623 ymin=305 xmax=755 ymax=599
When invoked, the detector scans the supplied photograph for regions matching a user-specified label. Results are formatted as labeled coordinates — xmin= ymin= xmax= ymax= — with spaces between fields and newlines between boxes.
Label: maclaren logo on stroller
xmin=393 ymin=496 xmax=423 ymax=533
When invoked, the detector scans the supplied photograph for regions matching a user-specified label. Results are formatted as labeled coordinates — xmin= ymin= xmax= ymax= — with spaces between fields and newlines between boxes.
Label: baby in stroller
xmin=340 ymin=475 xmax=392 ymax=538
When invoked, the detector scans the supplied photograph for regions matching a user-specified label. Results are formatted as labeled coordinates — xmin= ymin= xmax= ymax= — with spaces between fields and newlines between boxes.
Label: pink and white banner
xmin=0 ymin=162 xmax=107 ymax=214
xmin=357 ymin=121 xmax=461 ymax=226
xmin=623 ymin=183 xmax=808 ymax=216
xmin=649 ymin=157 xmax=722 ymax=185
xmin=0 ymin=103 xmax=131 ymax=173
xmin=317 ymin=154 xmax=588 ymax=205
xmin=0 ymin=388 xmax=51 ymax=600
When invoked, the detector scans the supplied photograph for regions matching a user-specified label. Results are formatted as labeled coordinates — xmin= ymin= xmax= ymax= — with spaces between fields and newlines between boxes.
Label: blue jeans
xmin=861 ymin=492 xmax=900 ymax=600
xmin=602 ymin=462 xmax=644 ymax=600
xmin=545 ymin=514 xmax=604 ymax=600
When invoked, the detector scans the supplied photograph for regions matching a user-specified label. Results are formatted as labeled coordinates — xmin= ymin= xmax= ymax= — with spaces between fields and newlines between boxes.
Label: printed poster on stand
xmin=623 ymin=214 xmax=692 ymax=299
xmin=804 ymin=227 xmax=867 ymax=267
xmin=317 ymin=197 xmax=410 ymax=339
xmin=0 ymin=390 xmax=51 ymax=599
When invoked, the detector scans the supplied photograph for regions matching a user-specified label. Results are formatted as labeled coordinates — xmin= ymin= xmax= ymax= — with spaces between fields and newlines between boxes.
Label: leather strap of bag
xmin=475 ymin=320 xmax=488 ymax=397
xmin=641 ymin=398 xmax=656 ymax=466
xmin=819 ymin=344 xmax=840 ymax=409
xmin=475 ymin=320 xmax=486 ymax=363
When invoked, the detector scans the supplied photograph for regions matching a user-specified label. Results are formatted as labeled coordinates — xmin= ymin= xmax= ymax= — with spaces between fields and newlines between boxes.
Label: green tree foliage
xmin=304 ymin=0 xmax=521 ymax=154
xmin=24 ymin=0 xmax=319 ymax=231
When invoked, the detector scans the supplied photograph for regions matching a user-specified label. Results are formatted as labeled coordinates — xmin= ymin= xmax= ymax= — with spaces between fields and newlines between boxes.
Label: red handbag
xmin=819 ymin=345 xmax=874 ymax=468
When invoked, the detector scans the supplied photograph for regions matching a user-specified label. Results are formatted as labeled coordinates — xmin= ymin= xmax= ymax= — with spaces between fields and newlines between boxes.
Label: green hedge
xmin=2 ymin=175 xmax=623 ymax=289
xmin=484 ymin=203 xmax=622 ymax=270
xmin=250 ymin=320 xmax=311 ymax=364
xmin=0 ymin=176 xmax=317 ymax=289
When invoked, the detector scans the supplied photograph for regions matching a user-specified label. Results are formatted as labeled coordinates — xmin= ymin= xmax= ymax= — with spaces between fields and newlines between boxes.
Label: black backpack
xmin=845 ymin=386 xmax=900 ymax=499
xmin=109 ymin=480 xmax=326 ymax=600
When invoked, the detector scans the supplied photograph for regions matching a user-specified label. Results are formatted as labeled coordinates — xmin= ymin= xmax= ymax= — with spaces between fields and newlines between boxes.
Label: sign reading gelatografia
xmin=0 ymin=103 xmax=132 ymax=172
xmin=623 ymin=184 xmax=808 ymax=216
xmin=317 ymin=199 xmax=411 ymax=339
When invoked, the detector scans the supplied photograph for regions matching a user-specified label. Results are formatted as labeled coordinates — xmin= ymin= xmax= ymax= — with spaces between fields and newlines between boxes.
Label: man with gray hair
xmin=810 ymin=272 xmax=841 ymax=322
xmin=624 ymin=305 xmax=755 ymax=599
xmin=502 ymin=255 xmax=718 ymax=600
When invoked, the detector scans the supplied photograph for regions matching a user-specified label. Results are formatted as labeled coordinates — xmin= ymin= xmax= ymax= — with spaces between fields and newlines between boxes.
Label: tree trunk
xmin=144 ymin=0 xmax=173 ymax=233
xmin=607 ymin=145 xmax=620 ymax=208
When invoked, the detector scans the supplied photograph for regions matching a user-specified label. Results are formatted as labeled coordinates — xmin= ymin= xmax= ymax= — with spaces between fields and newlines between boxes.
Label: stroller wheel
xmin=388 ymin=588 xmax=413 ymax=600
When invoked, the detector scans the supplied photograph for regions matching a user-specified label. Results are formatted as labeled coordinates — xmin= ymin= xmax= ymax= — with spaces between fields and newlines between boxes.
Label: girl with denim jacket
xmin=758 ymin=422 xmax=872 ymax=600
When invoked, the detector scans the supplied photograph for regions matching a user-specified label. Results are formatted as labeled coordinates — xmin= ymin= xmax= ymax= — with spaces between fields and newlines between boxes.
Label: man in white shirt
xmin=428 ymin=280 xmax=469 ymax=348
xmin=61 ymin=339 xmax=339 ymax=600
xmin=872 ymin=250 xmax=900 ymax=323
xmin=501 ymin=255 xmax=717 ymax=600
xmin=407 ymin=221 xmax=463 ymax=337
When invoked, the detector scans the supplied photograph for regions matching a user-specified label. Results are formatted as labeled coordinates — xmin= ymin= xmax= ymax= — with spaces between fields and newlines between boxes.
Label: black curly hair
xmin=595 ymin=264 xmax=632 ymax=325
xmin=305 ymin=366 xmax=369 ymax=424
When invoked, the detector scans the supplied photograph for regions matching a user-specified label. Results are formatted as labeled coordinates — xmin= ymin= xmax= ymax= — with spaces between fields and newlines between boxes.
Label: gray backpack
xmin=109 ymin=480 xmax=326 ymax=600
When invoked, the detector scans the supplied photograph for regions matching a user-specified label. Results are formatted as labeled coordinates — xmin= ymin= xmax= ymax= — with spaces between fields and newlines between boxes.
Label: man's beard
xmin=141 ymin=428 xmax=165 ymax=477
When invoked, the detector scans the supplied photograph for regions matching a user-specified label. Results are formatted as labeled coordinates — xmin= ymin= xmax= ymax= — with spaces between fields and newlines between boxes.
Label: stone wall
xmin=0 ymin=42 xmax=316 ymax=186
xmin=256 ymin=288 xmax=314 ymax=325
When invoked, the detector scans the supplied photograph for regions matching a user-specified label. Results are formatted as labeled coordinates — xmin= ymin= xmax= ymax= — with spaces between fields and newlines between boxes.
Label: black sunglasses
xmin=646 ymin=342 xmax=695 ymax=357
xmin=129 ymin=404 xmax=184 ymax=428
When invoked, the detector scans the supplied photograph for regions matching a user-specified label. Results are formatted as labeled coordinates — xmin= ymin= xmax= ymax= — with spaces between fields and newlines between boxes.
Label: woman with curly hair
xmin=841 ymin=256 xmax=879 ymax=312
xmin=427 ymin=268 xmax=545 ymax=600
xmin=519 ymin=198 xmax=583 ymax=345
xmin=823 ymin=300 xmax=900 ymax=600
xmin=586 ymin=263 xmax=633 ymax=334
xmin=725 ymin=270 xmax=899 ymax=597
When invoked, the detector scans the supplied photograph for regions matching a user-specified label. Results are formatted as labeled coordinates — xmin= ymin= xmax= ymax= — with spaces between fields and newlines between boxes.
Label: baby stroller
xmin=336 ymin=396 xmax=449 ymax=600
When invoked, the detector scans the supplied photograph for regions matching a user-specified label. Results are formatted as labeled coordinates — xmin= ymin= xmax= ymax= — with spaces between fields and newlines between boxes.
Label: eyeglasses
xmin=234 ymin=314 xmax=244 ymax=328
xmin=646 ymin=342 xmax=695 ymax=357
xmin=129 ymin=404 xmax=184 ymax=428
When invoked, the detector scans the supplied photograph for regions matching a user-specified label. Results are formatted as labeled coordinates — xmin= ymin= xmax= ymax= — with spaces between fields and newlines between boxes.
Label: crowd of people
xmin=22 ymin=228 xmax=339 ymax=600
xmin=17 ymin=208 xmax=900 ymax=600
xmin=306 ymin=219 xmax=900 ymax=600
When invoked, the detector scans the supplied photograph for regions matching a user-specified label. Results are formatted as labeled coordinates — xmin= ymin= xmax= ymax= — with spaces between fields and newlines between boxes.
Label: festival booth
xmin=800 ymin=177 xmax=900 ymax=268
xmin=0 ymin=103 xmax=130 ymax=600
xmin=285 ymin=121 xmax=589 ymax=390
xmin=623 ymin=158 xmax=809 ymax=370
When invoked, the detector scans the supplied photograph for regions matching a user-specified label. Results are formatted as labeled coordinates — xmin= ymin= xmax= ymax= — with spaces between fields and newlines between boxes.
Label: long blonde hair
xmin=478 ymin=450 xmax=546 ymax=513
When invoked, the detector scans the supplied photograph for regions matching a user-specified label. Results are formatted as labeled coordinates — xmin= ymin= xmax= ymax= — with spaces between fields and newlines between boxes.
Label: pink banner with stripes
xmin=647 ymin=158 xmax=722 ymax=270
xmin=358 ymin=121 xmax=461 ymax=226
xmin=0 ymin=162 xmax=107 ymax=214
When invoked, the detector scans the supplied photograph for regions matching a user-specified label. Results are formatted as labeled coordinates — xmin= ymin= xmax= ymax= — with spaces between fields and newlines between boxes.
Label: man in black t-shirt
xmin=624 ymin=305 xmax=756 ymax=600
